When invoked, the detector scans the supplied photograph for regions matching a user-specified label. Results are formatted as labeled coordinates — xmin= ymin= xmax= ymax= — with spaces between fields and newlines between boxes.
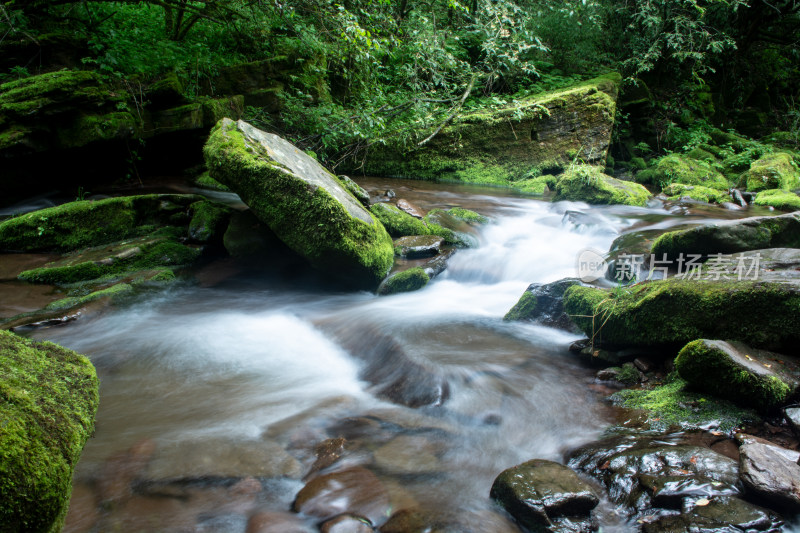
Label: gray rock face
xmin=338 ymin=175 xmax=371 ymax=207
xmin=651 ymin=211 xmax=800 ymax=259
xmin=396 ymin=199 xmax=425 ymax=219
xmin=739 ymin=438 xmax=800 ymax=513
xmin=394 ymin=235 xmax=444 ymax=258
xmin=504 ymin=278 xmax=585 ymax=331
xmin=236 ymin=121 xmax=372 ymax=224
xmin=490 ymin=459 xmax=599 ymax=531
xmin=786 ymin=407 xmax=800 ymax=435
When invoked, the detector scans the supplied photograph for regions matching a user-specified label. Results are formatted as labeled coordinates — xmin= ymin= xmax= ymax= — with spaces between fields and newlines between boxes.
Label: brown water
xmin=9 ymin=179 xmax=778 ymax=532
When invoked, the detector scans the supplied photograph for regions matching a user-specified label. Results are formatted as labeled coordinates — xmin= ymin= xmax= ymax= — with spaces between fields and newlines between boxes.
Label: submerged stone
xmin=640 ymin=496 xmax=782 ymax=532
xmin=675 ymin=340 xmax=798 ymax=410
xmin=563 ymin=279 xmax=800 ymax=352
xmin=650 ymin=212 xmax=800 ymax=259
xmin=0 ymin=330 xmax=99 ymax=533
xmin=293 ymin=467 xmax=391 ymax=526
xmin=553 ymin=165 xmax=651 ymax=206
xmin=204 ymin=118 xmax=394 ymax=289
xmin=490 ymin=459 xmax=599 ymax=531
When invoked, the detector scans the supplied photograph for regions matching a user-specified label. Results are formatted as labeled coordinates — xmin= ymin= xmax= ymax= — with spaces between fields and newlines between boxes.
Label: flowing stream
xmin=24 ymin=178 xmax=768 ymax=532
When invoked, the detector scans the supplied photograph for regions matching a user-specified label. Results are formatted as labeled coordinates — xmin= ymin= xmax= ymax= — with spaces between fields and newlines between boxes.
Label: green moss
xmin=753 ymin=189 xmax=800 ymax=211
xmin=204 ymin=118 xmax=394 ymax=290
xmin=636 ymin=154 xmax=729 ymax=190
xmin=511 ymin=176 xmax=554 ymax=195
xmin=337 ymin=175 xmax=371 ymax=206
xmin=422 ymin=211 xmax=478 ymax=247
xmin=0 ymin=194 xmax=199 ymax=253
xmin=661 ymin=183 xmax=730 ymax=204
xmin=554 ymin=165 xmax=651 ymax=206
xmin=675 ymin=339 xmax=791 ymax=410
xmin=58 ymin=111 xmax=138 ymax=148
xmin=18 ymin=238 xmax=201 ymax=286
xmin=446 ymin=207 xmax=489 ymax=225
xmin=188 ymin=200 xmax=232 ymax=242
xmin=611 ymin=375 xmax=759 ymax=433
xmin=686 ymin=147 xmax=718 ymax=162
xmin=650 ymin=212 xmax=800 ymax=258
xmin=741 ymin=152 xmax=800 ymax=192
xmin=616 ymin=364 xmax=641 ymax=385
xmin=377 ymin=267 xmax=430 ymax=295
xmin=359 ymin=73 xmax=620 ymax=186
xmin=370 ymin=203 xmax=430 ymax=237
xmin=0 ymin=330 xmax=99 ymax=532
xmin=0 ymin=70 xmax=118 ymax=117
xmin=503 ymin=291 xmax=538 ymax=321
xmin=195 ymin=172 xmax=231 ymax=192
xmin=563 ymin=279 xmax=800 ymax=352
xmin=45 ymin=283 xmax=134 ymax=311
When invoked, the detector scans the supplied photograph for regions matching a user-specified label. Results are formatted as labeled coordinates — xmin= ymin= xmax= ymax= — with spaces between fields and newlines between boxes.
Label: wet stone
xmin=638 ymin=474 xmax=739 ymax=509
xmin=394 ymin=235 xmax=444 ymax=258
xmin=639 ymin=496 xmax=783 ymax=532
xmin=785 ymin=407 xmax=800 ymax=436
xmin=321 ymin=514 xmax=374 ymax=533
xmin=396 ymin=199 xmax=425 ymax=219
xmin=373 ymin=434 xmax=442 ymax=475
xmin=738 ymin=437 xmax=800 ymax=513
xmin=490 ymin=459 xmax=599 ymax=531
xmin=293 ymin=467 xmax=391 ymax=526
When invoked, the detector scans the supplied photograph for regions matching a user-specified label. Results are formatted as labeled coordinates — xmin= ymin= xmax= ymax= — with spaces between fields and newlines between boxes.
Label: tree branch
xmin=417 ymin=73 xmax=476 ymax=147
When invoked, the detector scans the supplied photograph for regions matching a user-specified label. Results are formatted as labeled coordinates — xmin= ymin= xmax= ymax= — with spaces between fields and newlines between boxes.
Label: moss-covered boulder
xmin=204 ymin=118 xmax=394 ymax=289
xmin=0 ymin=194 xmax=203 ymax=253
xmin=358 ymin=73 xmax=621 ymax=187
xmin=371 ymin=203 xmax=431 ymax=238
xmin=504 ymin=278 xmax=584 ymax=331
xmin=423 ymin=209 xmax=479 ymax=247
xmin=554 ymin=165 xmax=651 ymax=206
xmin=661 ymin=183 xmax=731 ymax=204
xmin=563 ymin=279 xmax=800 ymax=352
xmin=445 ymin=207 xmax=489 ymax=225
xmin=636 ymin=154 xmax=729 ymax=190
xmin=753 ymin=189 xmax=800 ymax=211
xmin=740 ymin=152 xmax=800 ymax=192
xmin=651 ymin=212 xmax=800 ymax=259
xmin=675 ymin=339 xmax=797 ymax=410
xmin=377 ymin=267 xmax=430 ymax=295
xmin=338 ymin=175 xmax=371 ymax=207
xmin=0 ymin=330 xmax=99 ymax=532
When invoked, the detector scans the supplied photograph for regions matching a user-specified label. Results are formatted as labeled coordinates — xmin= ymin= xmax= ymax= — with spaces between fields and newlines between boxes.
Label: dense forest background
xmin=1 ymin=0 xmax=799 ymax=169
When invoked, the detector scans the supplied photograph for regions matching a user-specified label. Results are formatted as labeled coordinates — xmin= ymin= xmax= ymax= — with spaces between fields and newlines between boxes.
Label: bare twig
xmin=417 ymin=73 xmax=477 ymax=147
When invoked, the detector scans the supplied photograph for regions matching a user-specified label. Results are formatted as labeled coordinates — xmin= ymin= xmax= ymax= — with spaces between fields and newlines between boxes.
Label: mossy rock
xmin=504 ymin=278 xmax=583 ymax=331
xmin=0 ymin=330 xmax=99 ymax=532
xmin=563 ymin=279 xmax=800 ymax=352
xmin=740 ymin=152 xmax=800 ymax=192
xmin=0 ymin=194 xmax=200 ymax=253
xmin=194 ymin=171 xmax=231 ymax=192
xmin=511 ymin=175 xmax=554 ymax=196
xmin=661 ymin=183 xmax=730 ymax=204
xmin=423 ymin=209 xmax=478 ymax=247
xmin=357 ymin=73 xmax=621 ymax=186
xmin=377 ymin=267 xmax=430 ymax=295
xmin=370 ymin=203 xmax=430 ymax=238
xmin=611 ymin=376 xmax=760 ymax=433
xmin=17 ymin=236 xmax=201 ymax=286
xmin=445 ymin=207 xmax=489 ymax=225
xmin=753 ymin=189 xmax=800 ymax=211
xmin=44 ymin=282 xmax=135 ymax=311
xmin=203 ymin=118 xmax=394 ymax=290
xmin=675 ymin=339 xmax=797 ymax=410
xmin=338 ymin=175 xmax=371 ymax=207
xmin=554 ymin=165 xmax=651 ymax=206
xmin=0 ymin=70 xmax=119 ymax=117
xmin=651 ymin=212 xmax=800 ymax=259
xmin=188 ymin=200 xmax=233 ymax=243
xmin=636 ymin=154 xmax=729 ymax=190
